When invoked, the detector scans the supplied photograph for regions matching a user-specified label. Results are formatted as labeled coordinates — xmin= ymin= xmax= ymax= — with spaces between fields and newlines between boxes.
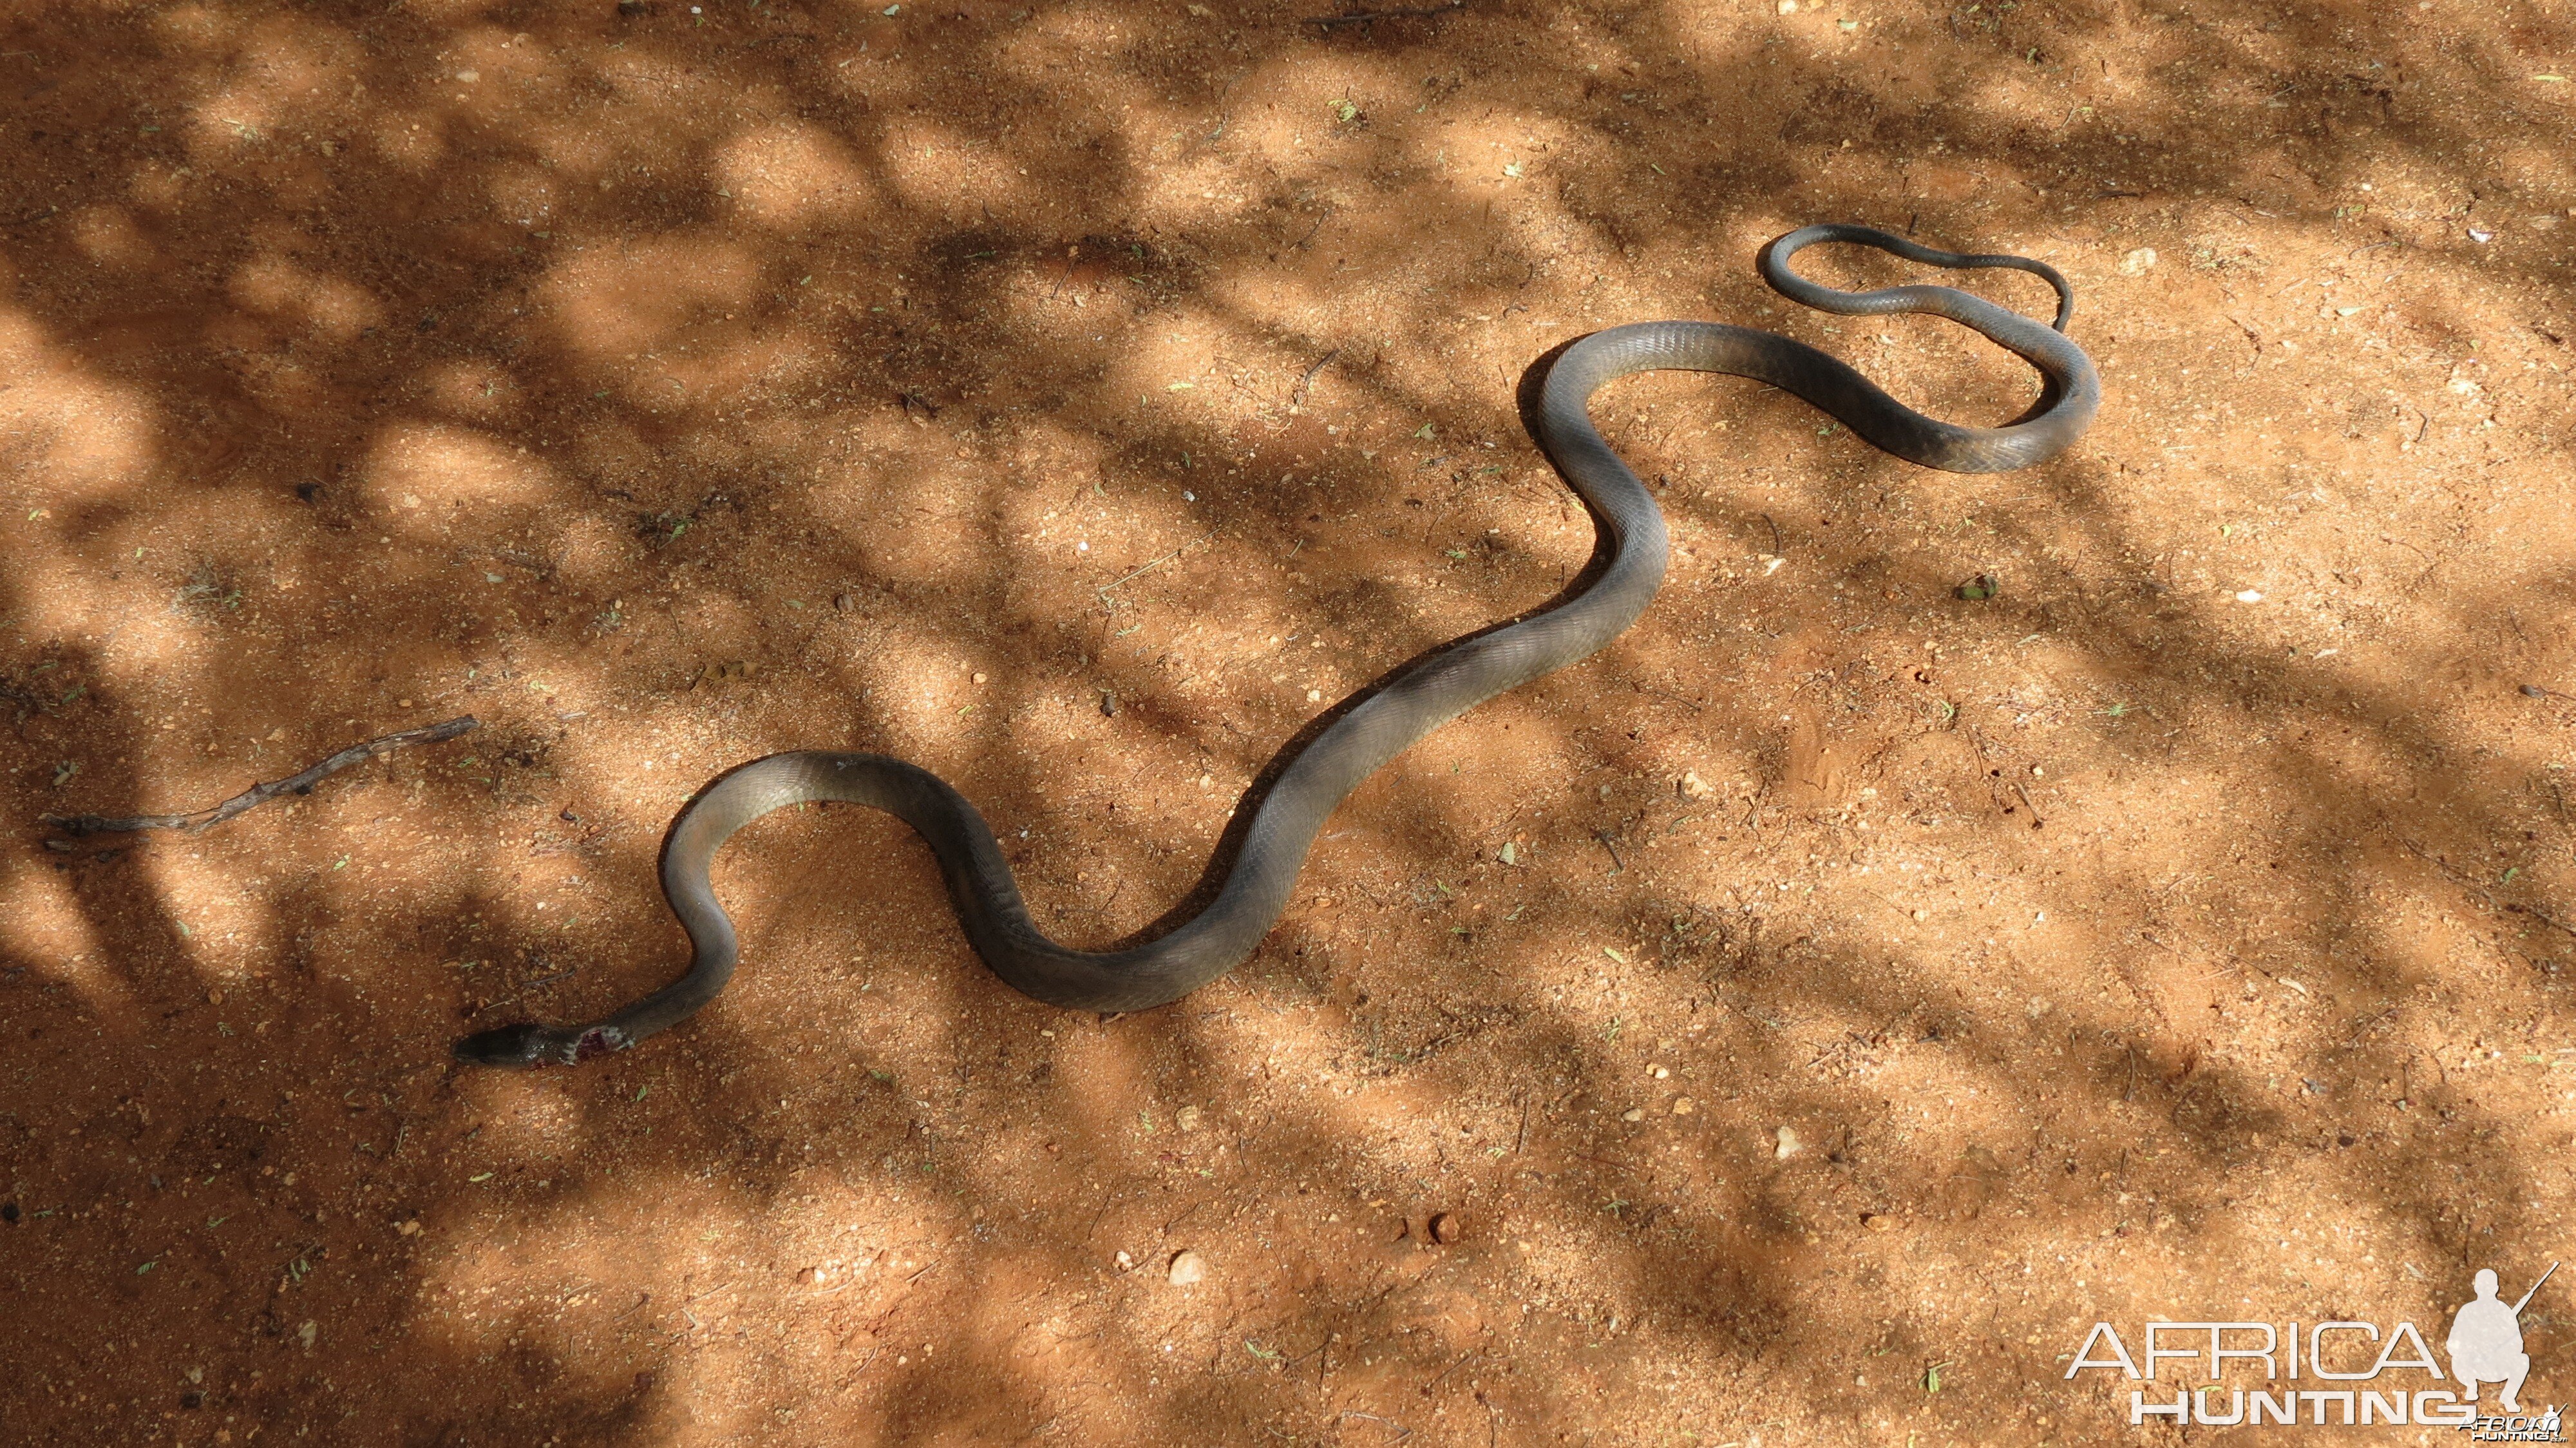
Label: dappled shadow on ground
xmin=3 ymin=0 xmax=2575 ymax=1442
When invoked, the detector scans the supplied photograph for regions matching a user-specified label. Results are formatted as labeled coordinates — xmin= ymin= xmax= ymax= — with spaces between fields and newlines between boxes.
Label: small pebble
xmin=1114 ymin=1250 xmax=1133 ymax=1271
xmin=396 ymin=1219 xmax=422 ymax=1236
xmin=455 ymin=70 xmax=479 ymax=82
xmin=1647 ymin=1063 xmax=1669 ymax=1079
xmin=834 ymin=593 xmax=853 ymax=612
xmin=1678 ymin=770 xmax=1715 ymax=800
xmin=1620 ymin=1107 xmax=1645 ymax=1123
xmin=1174 ymin=1105 xmax=1204 ymax=1132
xmin=972 ymin=672 xmax=987 ymax=684
xmin=1672 ymin=1096 xmax=1696 ymax=1116
xmin=1862 ymin=1212 xmax=1893 ymax=1232
xmin=1167 ymin=1250 xmax=1208 ymax=1286
xmin=2235 ymin=589 xmax=2264 ymax=604
xmin=1428 ymin=1212 xmax=1461 ymax=1244
xmin=1101 ymin=691 xmax=1119 ymax=717
xmin=2117 ymin=247 xmax=2159 ymax=276
xmin=397 ymin=698 xmax=412 ymax=709
xmin=1774 ymin=1125 xmax=1803 ymax=1159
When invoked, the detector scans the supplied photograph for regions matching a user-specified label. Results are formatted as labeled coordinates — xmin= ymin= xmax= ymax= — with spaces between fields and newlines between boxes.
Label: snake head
xmin=451 ymin=1022 xmax=623 ymax=1067
xmin=451 ymin=1022 xmax=561 ymax=1067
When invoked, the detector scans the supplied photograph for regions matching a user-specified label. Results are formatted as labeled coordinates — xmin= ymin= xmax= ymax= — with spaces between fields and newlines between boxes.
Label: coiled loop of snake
xmin=454 ymin=224 xmax=2098 ymax=1067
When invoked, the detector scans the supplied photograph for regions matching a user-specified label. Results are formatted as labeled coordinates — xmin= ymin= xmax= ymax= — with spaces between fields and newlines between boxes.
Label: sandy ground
xmin=4 ymin=0 xmax=2575 ymax=1443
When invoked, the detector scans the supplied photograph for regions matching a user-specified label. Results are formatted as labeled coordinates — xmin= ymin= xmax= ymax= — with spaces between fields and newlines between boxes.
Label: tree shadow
xmin=1 ymin=0 xmax=2570 ymax=1442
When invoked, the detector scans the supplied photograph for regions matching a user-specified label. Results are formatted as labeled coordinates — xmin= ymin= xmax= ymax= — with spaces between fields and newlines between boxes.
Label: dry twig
xmin=1289 ymin=347 xmax=1340 ymax=407
xmin=2396 ymin=836 xmax=2576 ymax=940
xmin=43 ymin=716 xmax=478 ymax=841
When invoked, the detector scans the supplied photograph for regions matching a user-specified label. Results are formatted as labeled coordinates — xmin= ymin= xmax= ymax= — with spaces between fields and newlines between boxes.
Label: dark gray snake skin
xmin=454 ymin=224 xmax=2099 ymax=1067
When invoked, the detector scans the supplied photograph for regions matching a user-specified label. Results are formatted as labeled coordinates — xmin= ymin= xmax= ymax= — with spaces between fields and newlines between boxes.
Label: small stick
xmin=1290 ymin=347 xmax=1340 ymax=407
xmin=2397 ymin=837 xmax=2576 ymax=940
xmin=2011 ymin=779 xmax=2047 ymax=827
xmin=1095 ymin=532 xmax=1217 ymax=604
xmin=44 ymin=716 xmax=478 ymax=839
xmin=1302 ymin=1 xmax=1462 ymax=25
xmin=1593 ymin=829 xmax=1625 ymax=873
xmin=1425 ymin=1348 xmax=1480 ymax=1391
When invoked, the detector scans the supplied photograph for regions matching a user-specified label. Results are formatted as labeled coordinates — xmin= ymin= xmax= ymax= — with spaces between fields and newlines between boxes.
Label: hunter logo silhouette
xmin=2450 ymin=1262 xmax=2557 ymax=1413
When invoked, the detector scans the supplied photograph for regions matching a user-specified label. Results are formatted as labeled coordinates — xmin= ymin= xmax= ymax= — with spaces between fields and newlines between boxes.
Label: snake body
xmin=454 ymin=224 xmax=2098 ymax=1067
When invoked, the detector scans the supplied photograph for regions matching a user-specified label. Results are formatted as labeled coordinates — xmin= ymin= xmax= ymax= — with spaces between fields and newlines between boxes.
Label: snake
xmin=453 ymin=224 xmax=2099 ymax=1067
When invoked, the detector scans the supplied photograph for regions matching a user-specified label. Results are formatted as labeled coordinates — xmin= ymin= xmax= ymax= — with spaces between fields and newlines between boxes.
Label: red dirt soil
xmin=4 ymin=1 xmax=2575 ymax=1444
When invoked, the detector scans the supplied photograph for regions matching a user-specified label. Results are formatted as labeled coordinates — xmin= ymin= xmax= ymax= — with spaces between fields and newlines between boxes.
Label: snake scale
xmin=453 ymin=224 xmax=2099 ymax=1067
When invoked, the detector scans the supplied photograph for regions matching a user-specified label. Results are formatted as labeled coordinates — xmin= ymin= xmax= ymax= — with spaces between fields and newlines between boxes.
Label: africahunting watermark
xmin=2062 ymin=1262 xmax=2561 ymax=1437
